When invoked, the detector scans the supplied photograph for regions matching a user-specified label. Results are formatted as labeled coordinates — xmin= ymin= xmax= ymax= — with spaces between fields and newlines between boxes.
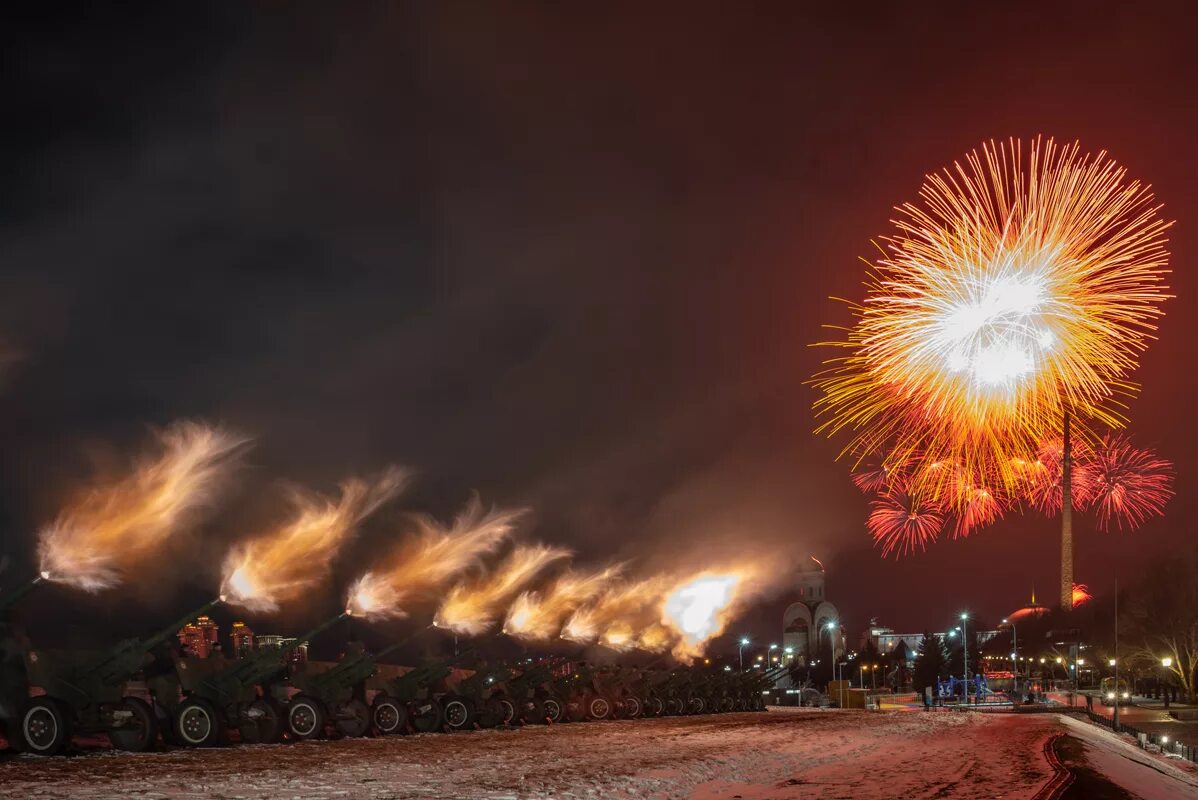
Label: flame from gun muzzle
xmin=346 ymin=495 xmax=523 ymax=618
xmin=37 ymin=421 xmax=247 ymax=592
xmin=560 ymin=576 xmax=671 ymax=644
xmin=221 ymin=468 xmax=408 ymax=612
xmin=434 ymin=543 xmax=570 ymax=635
xmin=662 ymin=569 xmax=757 ymax=661
xmin=503 ymin=564 xmax=623 ymax=640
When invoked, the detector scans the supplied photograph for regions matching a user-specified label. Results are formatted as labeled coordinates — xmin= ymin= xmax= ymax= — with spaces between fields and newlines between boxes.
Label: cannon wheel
xmin=442 ymin=695 xmax=476 ymax=731
xmin=409 ymin=699 xmax=445 ymax=733
xmin=586 ymin=694 xmax=614 ymax=721
xmin=287 ymin=694 xmax=326 ymax=740
xmin=536 ymin=694 xmax=564 ymax=724
xmin=371 ymin=694 xmax=407 ymax=735
xmin=335 ymin=698 xmax=371 ymax=738
xmin=719 ymin=696 xmax=734 ymax=713
xmin=109 ymin=696 xmax=157 ymax=752
xmin=174 ymin=697 xmax=221 ymax=747
xmin=239 ymin=699 xmax=282 ymax=744
xmin=621 ymin=695 xmax=642 ymax=719
xmin=21 ymin=697 xmax=70 ymax=756
xmin=647 ymin=695 xmax=665 ymax=717
xmin=665 ymin=696 xmax=684 ymax=716
xmin=688 ymin=695 xmax=706 ymax=715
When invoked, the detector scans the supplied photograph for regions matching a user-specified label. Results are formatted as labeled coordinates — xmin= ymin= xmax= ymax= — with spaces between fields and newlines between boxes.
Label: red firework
xmin=1085 ymin=434 xmax=1175 ymax=531
xmin=952 ymin=485 xmax=1007 ymax=539
xmin=1015 ymin=438 xmax=1095 ymax=515
xmin=867 ymin=492 xmax=944 ymax=557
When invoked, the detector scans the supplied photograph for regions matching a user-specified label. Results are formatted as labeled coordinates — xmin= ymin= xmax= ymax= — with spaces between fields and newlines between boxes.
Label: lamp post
xmin=1162 ymin=657 xmax=1174 ymax=708
xmin=739 ymin=637 xmax=750 ymax=670
xmin=960 ymin=613 xmax=970 ymax=701
xmin=825 ymin=621 xmax=842 ymax=707
xmin=1003 ymin=618 xmax=1018 ymax=696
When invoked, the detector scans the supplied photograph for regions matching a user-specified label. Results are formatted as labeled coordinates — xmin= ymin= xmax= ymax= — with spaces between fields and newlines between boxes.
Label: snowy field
xmin=1 ymin=707 xmax=1194 ymax=799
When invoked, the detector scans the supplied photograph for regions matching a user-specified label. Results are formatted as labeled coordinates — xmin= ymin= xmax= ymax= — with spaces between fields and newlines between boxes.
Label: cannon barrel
xmin=291 ymin=612 xmax=349 ymax=652
xmin=0 ymin=574 xmax=45 ymax=614
xmin=208 ymin=611 xmax=349 ymax=690
xmin=89 ymin=598 xmax=222 ymax=685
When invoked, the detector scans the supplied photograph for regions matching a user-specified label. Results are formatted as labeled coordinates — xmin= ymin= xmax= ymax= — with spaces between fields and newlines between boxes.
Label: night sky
xmin=1 ymin=4 xmax=1195 ymax=649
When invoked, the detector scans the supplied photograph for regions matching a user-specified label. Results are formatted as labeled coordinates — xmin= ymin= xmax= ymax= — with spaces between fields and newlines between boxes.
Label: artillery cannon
xmin=167 ymin=612 xmax=346 ymax=747
xmin=442 ymin=660 xmax=514 ymax=730
xmin=591 ymin=665 xmax=648 ymax=719
xmin=552 ymin=663 xmax=623 ymax=722
xmin=19 ymin=598 xmax=221 ymax=756
xmin=493 ymin=661 xmax=563 ymax=724
xmin=368 ymin=654 xmax=456 ymax=734
xmin=739 ymin=665 xmax=787 ymax=711
xmin=286 ymin=636 xmax=416 ymax=739
xmin=0 ymin=574 xmax=46 ymax=619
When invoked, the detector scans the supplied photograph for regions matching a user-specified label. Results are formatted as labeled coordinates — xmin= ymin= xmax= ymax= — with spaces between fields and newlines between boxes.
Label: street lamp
xmin=1003 ymin=617 xmax=1019 ymax=695
xmin=960 ymin=613 xmax=970 ymax=700
xmin=739 ymin=637 xmax=750 ymax=670
xmin=825 ymin=621 xmax=843 ymax=707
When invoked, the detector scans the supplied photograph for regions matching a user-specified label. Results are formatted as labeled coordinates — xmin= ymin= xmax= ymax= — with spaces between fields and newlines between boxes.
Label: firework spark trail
xmin=503 ymin=564 xmax=624 ymax=640
xmin=1085 ymin=434 xmax=1174 ymax=531
xmin=347 ymin=495 xmax=524 ymax=619
xmin=814 ymin=137 xmax=1172 ymax=508
xmin=1071 ymin=583 xmax=1093 ymax=606
xmin=434 ymin=544 xmax=571 ymax=635
xmin=221 ymin=467 xmax=409 ymax=612
xmin=867 ymin=492 xmax=944 ymax=557
xmin=37 ymin=421 xmax=248 ymax=591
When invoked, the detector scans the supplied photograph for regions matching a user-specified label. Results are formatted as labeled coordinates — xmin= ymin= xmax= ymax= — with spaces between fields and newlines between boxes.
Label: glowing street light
xmin=1162 ymin=657 xmax=1174 ymax=668
xmin=738 ymin=636 xmax=750 ymax=670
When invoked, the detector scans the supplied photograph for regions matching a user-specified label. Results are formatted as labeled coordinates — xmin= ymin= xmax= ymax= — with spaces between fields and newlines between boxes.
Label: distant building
xmin=230 ymin=621 xmax=255 ymax=657
xmin=781 ymin=557 xmax=841 ymax=667
xmin=177 ymin=615 xmax=219 ymax=658
xmin=257 ymin=634 xmax=308 ymax=666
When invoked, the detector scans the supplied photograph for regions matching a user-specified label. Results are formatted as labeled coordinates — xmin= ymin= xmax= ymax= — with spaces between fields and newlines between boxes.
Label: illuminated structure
xmin=230 ymin=620 xmax=255 ymax=656
xmin=781 ymin=558 xmax=840 ymax=666
xmin=177 ymin=615 xmax=219 ymax=658
xmin=257 ymin=634 xmax=308 ymax=665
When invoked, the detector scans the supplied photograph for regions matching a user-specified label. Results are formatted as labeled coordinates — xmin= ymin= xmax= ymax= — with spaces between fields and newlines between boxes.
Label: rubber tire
xmin=239 ymin=699 xmax=282 ymax=744
xmin=644 ymin=695 xmax=664 ymax=717
xmin=621 ymin=695 xmax=643 ymax=719
xmin=372 ymin=694 xmax=407 ymax=735
xmin=536 ymin=695 xmax=564 ymax=724
xmin=21 ymin=697 xmax=70 ymax=756
xmin=287 ymin=694 xmax=326 ymax=740
xmin=665 ymin=697 xmax=684 ymax=716
xmin=564 ymin=694 xmax=587 ymax=723
xmin=494 ymin=696 xmax=515 ymax=727
xmin=409 ymin=699 xmax=445 ymax=733
xmin=335 ymin=698 xmax=371 ymax=738
xmin=688 ymin=695 xmax=705 ymax=715
xmin=174 ymin=697 xmax=222 ymax=747
xmin=442 ymin=695 xmax=476 ymax=731
xmin=586 ymin=694 xmax=614 ymax=721
xmin=109 ymin=696 xmax=157 ymax=752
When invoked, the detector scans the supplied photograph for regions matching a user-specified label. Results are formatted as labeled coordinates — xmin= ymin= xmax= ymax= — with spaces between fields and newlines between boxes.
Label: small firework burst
xmin=867 ymin=492 xmax=944 ymax=557
xmin=1085 ymin=434 xmax=1174 ymax=531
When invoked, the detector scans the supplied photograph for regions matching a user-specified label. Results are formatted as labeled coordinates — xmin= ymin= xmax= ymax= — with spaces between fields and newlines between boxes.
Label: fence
xmin=1084 ymin=708 xmax=1198 ymax=765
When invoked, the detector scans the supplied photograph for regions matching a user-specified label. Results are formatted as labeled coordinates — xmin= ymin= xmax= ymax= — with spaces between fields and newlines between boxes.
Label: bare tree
xmin=1121 ymin=551 xmax=1198 ymax=702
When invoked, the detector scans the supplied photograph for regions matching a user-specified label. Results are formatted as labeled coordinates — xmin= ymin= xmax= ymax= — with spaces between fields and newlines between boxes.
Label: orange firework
xmin=38 ymin=421 xmax=247 ymax=591
xmin=347 ymin=495 xmax=524 ymax=618
xmin=1071 ymin=583 xmax=1093 ymax=606
xmin=815 ymin=137 xmax=1171 ymax=507
xmin=434 ymin=544 xmax=570 ymax=635
xmin=503 ymin=564 xmax=623 ymax=640
xmin=222 ymin=468 xmax=408 ymax=612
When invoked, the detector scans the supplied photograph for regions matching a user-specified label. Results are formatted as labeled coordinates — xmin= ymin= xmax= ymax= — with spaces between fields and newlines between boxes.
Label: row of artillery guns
xmin=0 ymin=577 xmax=786 ymax=756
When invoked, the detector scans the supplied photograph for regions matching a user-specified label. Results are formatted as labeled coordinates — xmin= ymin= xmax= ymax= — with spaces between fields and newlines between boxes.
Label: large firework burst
xmin=815 ymin=137 xmax=1171 ymax=507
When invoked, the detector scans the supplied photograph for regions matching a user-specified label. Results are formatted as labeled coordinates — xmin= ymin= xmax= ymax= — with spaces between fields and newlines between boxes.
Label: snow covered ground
xmin=0 ymin=707 xmax=1188 ymax=799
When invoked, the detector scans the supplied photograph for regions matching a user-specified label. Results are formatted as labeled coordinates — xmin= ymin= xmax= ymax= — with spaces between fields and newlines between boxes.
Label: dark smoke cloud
xmin=2 ymin=3 xmax=1197 ymax=649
